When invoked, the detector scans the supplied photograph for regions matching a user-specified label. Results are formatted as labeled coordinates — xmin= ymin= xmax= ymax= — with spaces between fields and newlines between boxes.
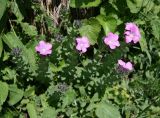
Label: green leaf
xmin=27 ymin=102 xmax=37 ymax=118
xmin=3 ymin=32 xmax=37 ymax=72
xmin=126 ymin=0 xmax=154 ymax=13
xmin=150 ymin=19 xmax=160 ymax=40
xmin=96 ymin=15 xmax=117 ymax=35
xmin=126 ymin=0 xmax=140 ymax=13
xmin=3 ymin=32 xmax=24 ymax=48
xmin=0 ymin=37 xmax=3 ymax=57
xmin=0 ymin=0 xmax=8 ymax=20
xmin=96 ymin=101 xmax=121 ymax=118
xmin=10 ymin=1 xmax=24 ymax=21
xmin=79 ymin=18 xmax=101 ymax=45
xmin=139 ymin=30 xmax=148 ymax=52
xmin=24 ymin=86 xmax=35 ymax=97
xmin=8 ymin=85 xmax=24 ymax=106
xmin=0 ymin=81 xmax=8 ymax=106
xmin=70 ymin=0 xmax=101 ymax=8
xmin=139 ymin=29 xmax=151 ymax=63
xmin=62 ymin=88 xmax=76 ymax=108
xmin=20 ymin=22 xmax=38 ymax=36
xmin=42 ymin=107 xmax=57 ymax=118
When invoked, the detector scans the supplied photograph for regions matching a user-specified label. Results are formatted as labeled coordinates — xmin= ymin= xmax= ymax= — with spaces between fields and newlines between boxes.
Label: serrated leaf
xmin=126 ymin=0 xmax=154 ymax=13
xmin=62 ymin=88 xmax=76 ymax=108
xmin=139 ymin=30 xmax=148 ymax=52
xmin=139 ymin=29 xmax=151 ymax=63
xmin=96 ymin=101 xmax=121 ymax=118
xmin=42 ymin=107 xmax=57 ymax=118
xmin=0 ymin=0 xmax=8 ymax=20
xmin=70 ymin=0 xmax=101 ymax=8
xmin=96 ymin=15 xmax=117 ymax=35
xmin=20 ymin=22 xmax=38 ymax=36
xmin=8 ymin=85 xmax=24 ymax=106
xmin=0 ymin=81 xmax=8 ymax=106
xmin=27 ymin=102 xmax=37 ymax=118
xmin=150 ymin=19 xmax=160 ymax=40
xmin=79 ymin=18 xmax=101 ymax=45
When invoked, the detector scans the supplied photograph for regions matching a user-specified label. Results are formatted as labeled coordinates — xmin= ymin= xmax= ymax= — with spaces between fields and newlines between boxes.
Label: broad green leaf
xmin=10 ymin=1 xmax=24 ymax=21
xmin=20 ymin=22 xmax=38 ymax=36
xmin=3 ymin=32 xmax=37 ymax=72
xmin=70 ymin=0 xmax=101 ymax=8
xmin=0 ymin=37 xmax=3 ymax=57
xmin=62 ymin=88 xmax=76 ymax=108
xmin=0 ymin=81 xmax=8 ymax=106
xmin=42 ymin=107 xmax=57 ymax=118
xmin=96 ymin=101 xmax=121 ymax=118
xmin=27 ymin=102 xmax=37 ymax=118
xmin=3 ymin=32 xmax=24 ymax=48
xmin=96 ymin=15 xmax=117 ymax=35
xmin=0 ymin=0 xmax=8 ymax=20
xmin=8 ymin=85 xmax=24 ymax=106
xmin=24 ymin=86 xmax=35 ymax=97
xmin=79 ymin=18 xmax=101 ymax=45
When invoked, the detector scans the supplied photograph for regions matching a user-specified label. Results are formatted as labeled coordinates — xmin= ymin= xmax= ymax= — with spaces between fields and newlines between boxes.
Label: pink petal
xmin=76 ymin=45 xmax=82 ymax=51
xmin=133 ymin=36 xmax=140 ymax=43
xmin=113 ymin=41 xmax=120 ymax=47
xmin=125 ymin=36 xmax=132 ymax=43
xmin=125 ymin=62 xmax=133 ymax=71
xmin=46 ymin=43 xmax=52 ymax=49
xmin=47 ymin=50 xmax=52 ymax=54
xmin=35 ymin=46 xmax=40 ymax=52
xmin=118 ymin=60 xmax=125 ymax=66
xmin=39 ymin=40 xmax=46 ymax=46
xmin=81 ymin=47 xmax=87 ymax=53
xmin=109 ymin=45 xmax=116 ymax=49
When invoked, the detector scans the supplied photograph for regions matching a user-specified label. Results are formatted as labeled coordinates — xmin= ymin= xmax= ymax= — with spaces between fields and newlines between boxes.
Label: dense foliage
xmin=0 ymin=0 xmax=160 ymax=118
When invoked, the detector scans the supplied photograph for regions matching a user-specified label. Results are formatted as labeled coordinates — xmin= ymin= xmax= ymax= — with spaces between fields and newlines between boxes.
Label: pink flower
xmin=104 ymin=32 xmax=120 ymax=49
xmin=124 ymin=23 xmax=141 ymax=43
xmin=35 ymin=41 xmax=52 ymax=56
xmin=118 ymin=60 xmax=133 ymax=71
xmin=76 ymin=36 xmax=90 ymax=53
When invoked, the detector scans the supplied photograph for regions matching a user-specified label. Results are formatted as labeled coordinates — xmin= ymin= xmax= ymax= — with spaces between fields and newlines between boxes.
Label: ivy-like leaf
xmin=79 ymin=18 xmax=101 ymax=45
xmin=95 ymin=101 xmax=121 ymax=118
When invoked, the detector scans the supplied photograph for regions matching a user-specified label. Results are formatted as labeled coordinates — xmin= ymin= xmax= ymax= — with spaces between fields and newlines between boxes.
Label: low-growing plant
xmin=0 ymin=0 xmax=160 ymax=118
